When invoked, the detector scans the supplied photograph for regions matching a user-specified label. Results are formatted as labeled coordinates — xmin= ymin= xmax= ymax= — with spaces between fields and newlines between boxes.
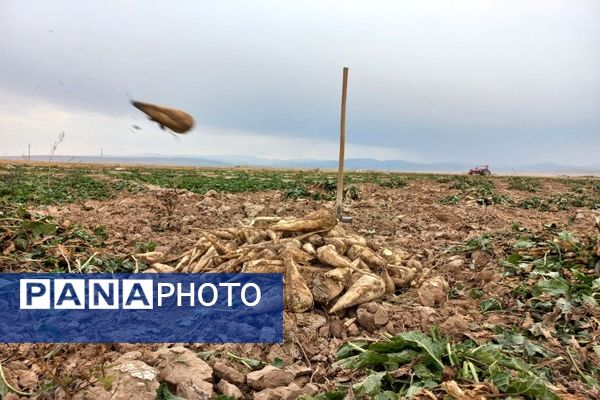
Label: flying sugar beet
xmin=131 ymin=100 xmax=194 ymax=133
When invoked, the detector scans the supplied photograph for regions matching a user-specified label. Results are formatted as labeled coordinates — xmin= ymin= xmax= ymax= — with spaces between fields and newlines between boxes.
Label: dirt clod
xmin=217 ymin=379 xmax=244 ymax=399
xmin=16 ymin=370 xmax=38 ymax=390
xmin=154 ymin=346 xmax=213 ymax=399
xmin=417 ymin=276 xmax=450 ymax=307
xmin=330 ymin=316 xmax=344 ymax=338
xmin=356 ymin=302 xmax=389 ymax=331
xmin=213 ymin=361 xmax=246 ymax=386
xmin=102 ymin=354 xmax=159 ymax=400
xmin=244 ymin=203 xmax=266 ymax=218
xmin=446 ymin=257 xmax=465 ymax=270
xmin=253 ymin=382 xmax=303 ymax=400
xmin=246 ymin=365 xmax=295 ymax=390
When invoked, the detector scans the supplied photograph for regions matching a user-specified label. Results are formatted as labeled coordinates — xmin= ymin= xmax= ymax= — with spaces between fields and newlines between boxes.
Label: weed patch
xmin=508 ymin=176 xmax=541 ymax=192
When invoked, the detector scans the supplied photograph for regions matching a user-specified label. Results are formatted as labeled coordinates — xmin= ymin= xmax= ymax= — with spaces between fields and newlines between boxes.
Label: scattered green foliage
xmin=519 ymin=193 xmax=600 ymax=211
xmin=439 ymin=194 xmax=460 ymax=205
xmin=501 ymin=230 xmax=599 ymax=346
xmin=196 ymin=350 xmax=216 ymax=361
xmin=113 ymin=167 xmax=411 ymax=200
xmin=226 ymin=351 xmax=264 ymax=370
xmin=1 ymin=204 xmax=99 ymax=270
xmin=497 ymin=230 xmax=600 ymax=390
xmin=300 ymin=391 xmax=345 ymax=400
xmin=446 ymin=234 xmax=493 ymax=253
xmin=3 ymin=166 xmax=598 ymax=214
xmin=508 ymin=176 xmax=541 ymax=192
xmin=376 ymin=175 xmax=409 ymax=189
xmin=284 ymin=180 xmax=360 ymax=201
xmin=322 ymin=329 xmax=564 ymax=399
xmin=442 ymin=175 xmax=600 ymax=210
xmin=0 ymin=203 xmax=145 ymax=272
xmin=136 ymin=241 xmax=157 ymax=252
xmin=0 ymin=165 xmax=143 ymax=205
xmin=518 ymin=178 xmax=600 ymax=211
xmin=479 ymin=298 xmax=502 ymax=312
xmin=156 ymin=383 xmax=185 ymax=400
xmin=270 ymin=358 xmax=285 ymax=368
xmin=441 ymin=176 xmax=511 ymax=206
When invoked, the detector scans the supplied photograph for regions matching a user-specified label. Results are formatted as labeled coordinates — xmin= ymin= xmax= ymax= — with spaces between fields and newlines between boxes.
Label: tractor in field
xmin=469 ymin=165 xmax=491 ymax=176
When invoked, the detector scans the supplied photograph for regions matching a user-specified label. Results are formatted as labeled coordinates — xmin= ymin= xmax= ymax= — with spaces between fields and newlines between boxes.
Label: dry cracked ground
xmin=0 ymin=163 xmax=599 ymax=399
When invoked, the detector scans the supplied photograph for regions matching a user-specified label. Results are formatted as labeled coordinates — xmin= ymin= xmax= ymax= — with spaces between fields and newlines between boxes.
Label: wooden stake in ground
xmin=336 ymin=67 xmax=349 ymax=219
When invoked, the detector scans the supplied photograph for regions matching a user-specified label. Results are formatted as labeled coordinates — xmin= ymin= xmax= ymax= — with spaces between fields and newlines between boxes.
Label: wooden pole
xmin=28 ymin=144 xmax=30 ymax=161
xmin=336 ymin=67 xmax=349 ymax=216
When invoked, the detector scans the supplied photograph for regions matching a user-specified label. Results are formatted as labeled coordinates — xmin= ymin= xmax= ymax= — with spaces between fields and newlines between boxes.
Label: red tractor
xmin=469 ymin=165 xmax=491 ymax=176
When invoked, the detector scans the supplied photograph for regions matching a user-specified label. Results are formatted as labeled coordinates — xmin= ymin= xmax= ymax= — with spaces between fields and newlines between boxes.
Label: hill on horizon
xmin=1 ymin=154 xmax=599 ymax=175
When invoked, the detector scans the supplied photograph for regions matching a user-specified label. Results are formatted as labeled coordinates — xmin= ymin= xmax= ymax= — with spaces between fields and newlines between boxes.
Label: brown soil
xmin=2 ymin=177 xmax=599 ymax=399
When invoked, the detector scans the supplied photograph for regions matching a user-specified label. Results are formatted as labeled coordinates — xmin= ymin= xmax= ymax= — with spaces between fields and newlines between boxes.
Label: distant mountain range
xmin=2 ymin=155 xmax=599 ymax=175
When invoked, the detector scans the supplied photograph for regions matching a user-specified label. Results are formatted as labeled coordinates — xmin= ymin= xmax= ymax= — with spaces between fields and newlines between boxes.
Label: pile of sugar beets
xmin=137 ymin=210 xmax=420 ymax=313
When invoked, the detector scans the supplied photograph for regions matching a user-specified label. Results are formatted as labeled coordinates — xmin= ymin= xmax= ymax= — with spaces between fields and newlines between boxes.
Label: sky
xmin=0 ymin=0 xmax=599 ymax=165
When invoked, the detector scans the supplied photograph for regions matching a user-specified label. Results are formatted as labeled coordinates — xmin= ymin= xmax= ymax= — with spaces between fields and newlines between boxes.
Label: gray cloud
xmin=0 ymin=0 xmax=599 ymax=165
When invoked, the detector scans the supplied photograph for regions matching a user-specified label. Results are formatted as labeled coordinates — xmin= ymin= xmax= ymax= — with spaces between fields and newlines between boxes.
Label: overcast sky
xmin=1 ymin=0 xmax=598 ymax=165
